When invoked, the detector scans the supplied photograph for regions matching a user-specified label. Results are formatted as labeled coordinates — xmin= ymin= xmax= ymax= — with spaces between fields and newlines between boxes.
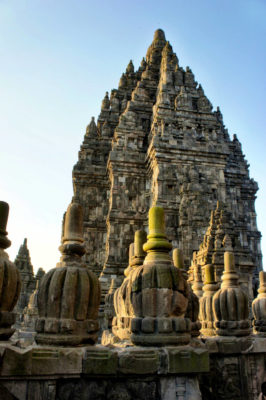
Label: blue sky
xmin=1 ymin=0 xmax=265 ymax=272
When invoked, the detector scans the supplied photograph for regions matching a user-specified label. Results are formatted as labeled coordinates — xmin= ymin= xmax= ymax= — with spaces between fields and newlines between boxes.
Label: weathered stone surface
xmin=35 ymin=201 xmax=101 ymax=346
xmin=83 ymin=346 xmax=118 ymax=375
xmin=71 ymin=29 xmax=261 ymax=299
xmin=0 ymin=201 xmax=21 ymax=340
xmin=167 ymin=346 xmax=209 ymax=374
xmin=160 ymin=376 xmax=202 ymax=400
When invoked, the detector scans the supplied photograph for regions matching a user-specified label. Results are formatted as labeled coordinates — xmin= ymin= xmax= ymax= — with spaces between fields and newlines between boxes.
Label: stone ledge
xmin=0 ymin=343 xmax=209 ymax=378
xmin=203 ymin=335 xmax=266 ymax=354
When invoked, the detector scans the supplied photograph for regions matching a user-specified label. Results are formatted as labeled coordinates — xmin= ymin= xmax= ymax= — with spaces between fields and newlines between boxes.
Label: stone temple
xmin=73 ymin=29 xmax=262 ymax=298
xmin=0 ymin=30 xmax=265 ymax=400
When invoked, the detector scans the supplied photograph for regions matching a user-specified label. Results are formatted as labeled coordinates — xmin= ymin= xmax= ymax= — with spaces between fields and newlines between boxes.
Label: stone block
xmin=83 ymin=347 xmax=118 ymax=375
xmin=167 ymin=347 xmax=209 ymax=373
xmin=31 ymin=347 xmax=83 ymax=375
xmin=141 ymin=317 xmax=155 ymax=333
xmin=0 ymin=346 xmax=32 ymax=376
xmin=60 ymin=319 xmax=76 ymax=333
xmin=119 ymin=349 xmax=159 ymax=374
xmin=158 ymin=318 xmax=173 ymax=333
xmin=44 ymin=318 xmax=59 ymax=334
xmin=130 ymin=317 xmax=141 ymax=332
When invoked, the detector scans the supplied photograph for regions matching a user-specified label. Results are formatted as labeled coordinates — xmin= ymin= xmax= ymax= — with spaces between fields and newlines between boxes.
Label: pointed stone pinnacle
xmin=154 ymin=29 xmax=166 ymax=41
xmin=126 ymin=60 xmax=134 ymax=74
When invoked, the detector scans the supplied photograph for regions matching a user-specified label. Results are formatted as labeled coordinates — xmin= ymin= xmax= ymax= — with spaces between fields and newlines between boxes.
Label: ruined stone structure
xmin=73 ymin=29 xmax=262 ymax=298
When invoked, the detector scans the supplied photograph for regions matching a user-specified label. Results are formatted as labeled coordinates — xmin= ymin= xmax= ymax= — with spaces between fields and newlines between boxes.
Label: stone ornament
xmin=213 ymin=252 xmax=251 ymax=336
xmin=199 ymin=264 xmax=219 ymax=336
xmin=112 ymin=230 xmax=147 ymax=340
xmin=35 ymin=201 xmax=101 ymax=346
xmin=252 ymin=271 xmax=266 ymax=336
xmin=0 ymin=201 xmax=21 ymax=339
xmin=113 ymin=207 xmax=190 ymax=346
xmin=173 ymin=249 xmax=201 ymax=337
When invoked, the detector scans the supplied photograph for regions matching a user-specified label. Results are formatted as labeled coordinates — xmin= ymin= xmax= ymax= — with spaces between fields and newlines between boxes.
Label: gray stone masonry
xmin=72 ymin=29 xmax=262 ymax=298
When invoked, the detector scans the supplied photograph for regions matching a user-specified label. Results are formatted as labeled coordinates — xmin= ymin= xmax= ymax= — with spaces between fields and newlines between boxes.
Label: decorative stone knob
xmin=36 ymin=201 xmax=101 ymax=346
xmin=252 ymin=271 xmax=266 ymax=336
xmin=213 ymin=251 xmax=250 ymax=336
xmin=0 ymin=201 xmax=21 ymax=339
xmin=199 ymin=264 xmax=219 ymax=336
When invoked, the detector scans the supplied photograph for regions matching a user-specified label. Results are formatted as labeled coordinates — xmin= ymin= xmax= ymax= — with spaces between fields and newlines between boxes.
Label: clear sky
xmin=1 ymin=0 xmax=265 ymax=273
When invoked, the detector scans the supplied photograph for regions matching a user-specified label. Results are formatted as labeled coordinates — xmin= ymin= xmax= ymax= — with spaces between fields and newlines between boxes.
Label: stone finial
xmin=173 ymin=249 xmax=201 ymax=337
xmin=0 ymin=201 xmax=21 ymax=339
xmin=101 ymin=91 xmax=110 ymax=110
xmin=199 ymin=264 xmax=219 ymax=336
xmin=113 ymin=207 xmax=190 ymax=346
xmin=153 ymin=29 xmax=166 ymax=41
xmin=191 ymin=265 xmax=203 ymax=298
xmin=213 ymin=251 xmax=250 ymax=336
xmin=252 ymin=271 xmax=266 ymax=336
xmin=126 ymin=60 xmax=134 ymax=74
xmin=143 ymin=207 xmax=172 ymax=262
xmin=173 ymin=248 xmax=185 ymax=270
xmin=36 ymin=201 xmax=101 ymax=346
xmin=86 ymin=117 xmax=98 ymax=136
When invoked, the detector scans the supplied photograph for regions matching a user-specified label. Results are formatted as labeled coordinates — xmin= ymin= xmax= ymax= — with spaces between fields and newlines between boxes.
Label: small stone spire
xmin=86 ymin=117 xmax=98 ymax=137
xmin=101 ymin=91 xmax=110 ymax=110
xmin=59 ymin=201 xmax=86 ymax=262
xmin=173 ymin=248 xmax=186 ymax=277
xmin=126 ymin=60 xmax=134 ymax=74
xmin=192 ymin=265 xmax=203 ymax=298
xmin=143 ymin=207 xmax=172 ymax=263
xmin=36 ymin=200 xmax=101 ymax=346
xmin=173 ymin=249 xmax=201 ymax=337
xmin=153 ymin=29 xmax=166 ymax=42
xmin=252 ymin=271 xmax=266 ymax=336
xmin=213 ymin=251 xmax=250 ymax=336
xmin=0 ymin=201 xmax=21 ymax=340
xmin=199 ymin=264 xmax=219 ymax=336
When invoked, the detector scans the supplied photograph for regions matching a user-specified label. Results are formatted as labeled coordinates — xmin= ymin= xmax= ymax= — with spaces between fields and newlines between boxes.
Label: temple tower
xmin=72 ymin=29 xmax=262 ymax=297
